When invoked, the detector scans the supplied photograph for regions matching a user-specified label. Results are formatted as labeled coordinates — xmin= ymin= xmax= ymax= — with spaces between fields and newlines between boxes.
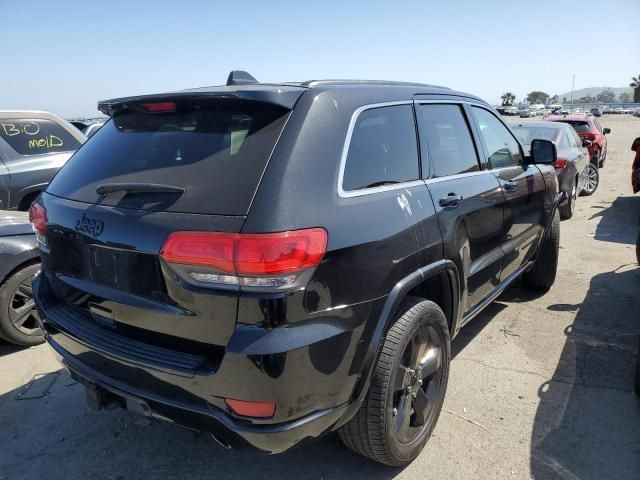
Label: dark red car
xmin=545 ymin=113 xmax=611 ymax=167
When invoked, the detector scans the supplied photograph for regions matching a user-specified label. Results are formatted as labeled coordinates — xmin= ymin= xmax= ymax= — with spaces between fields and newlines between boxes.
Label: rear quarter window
xmin=0 ymin=119 xmax=81 ymax=155
xmin=342 ymin=104 xmax=419 ymax=191
xmin=562 ymin=121 xmax=590 ymax=134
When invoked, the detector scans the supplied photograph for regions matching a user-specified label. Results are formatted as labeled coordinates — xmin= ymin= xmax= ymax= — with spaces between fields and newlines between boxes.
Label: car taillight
xmin=28 ymin=202 xmax=48 ymax=248
xmin=553 ymin=158 xmax=569 ymax=169
xmin=160 ymin=228 xmax=327 ymax=288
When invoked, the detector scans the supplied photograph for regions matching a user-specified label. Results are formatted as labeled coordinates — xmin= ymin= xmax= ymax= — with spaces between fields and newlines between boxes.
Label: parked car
xmin=512 ymin=121 xmax=594 ymax=219
xmin=31 ymin=73 xmax=561 ymax=466
xmin=504 ymin=106 xmax=519 ymax=116
xmin=590 ymin=107 xmax=602 ymax=117
xmin=0 ymin=111 xmax=85 ymax=211
xmin=545 ymin=113 xmax=610 ymax=168
xmin=83 ymin=122 xmax=104 ymax=138
xmin=633 ymin=107 xmax=640 ymax=117
xmin=0 ymin=211 xmax=42 ymax=346
xmin=519 ymin=108 xmax=532 ymax=118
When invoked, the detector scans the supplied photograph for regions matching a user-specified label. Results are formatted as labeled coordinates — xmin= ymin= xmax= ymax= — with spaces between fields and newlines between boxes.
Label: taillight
xmin=28 ymin=202 xmax=48 ymax=248
xmin=160 ymin=228 xmax=327 ymax=289
xmin=553 ymin=158 xmax=569 ymax=169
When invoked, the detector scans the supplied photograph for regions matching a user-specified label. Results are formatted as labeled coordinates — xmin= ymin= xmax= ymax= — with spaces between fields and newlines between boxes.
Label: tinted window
xmin=560 ymin=121 xmax=590 ymax=134
xmin=565 ymin=129 xmax=579 ymax=148
xmin=594 ymin=118 xmax=602 ymax=132
xmin=511 ymin=126 xmax=558 ymax=145
xmin=0 ymin=119 xmax=81 ymax=155
xmin=342 ymin=105 xmax=419 ymax=191
xmin=47 ymin=100 xmax=290 ymax=215
xmin=471 ymin=107 xmax=522 ymax=168
xmin=417 ymin=104 xmax=479 ymax=177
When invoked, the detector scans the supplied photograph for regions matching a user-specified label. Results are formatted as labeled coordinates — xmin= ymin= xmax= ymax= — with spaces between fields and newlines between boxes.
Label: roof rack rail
xmin=226 ymin=70 xmax=258 ymax=86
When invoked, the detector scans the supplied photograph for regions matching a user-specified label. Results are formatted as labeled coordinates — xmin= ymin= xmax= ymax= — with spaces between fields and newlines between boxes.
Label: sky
xmin=1 ymin=0 xmax=639 ymax=118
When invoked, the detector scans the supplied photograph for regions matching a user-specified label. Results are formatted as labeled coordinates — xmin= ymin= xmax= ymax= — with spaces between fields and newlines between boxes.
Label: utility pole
xmin=570 ymin=74 xmax=575 ymax=106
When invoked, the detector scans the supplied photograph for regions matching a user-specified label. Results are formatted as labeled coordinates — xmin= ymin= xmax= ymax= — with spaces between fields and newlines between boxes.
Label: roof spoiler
xmin=226 ymin=70 xmax=258 ymax=86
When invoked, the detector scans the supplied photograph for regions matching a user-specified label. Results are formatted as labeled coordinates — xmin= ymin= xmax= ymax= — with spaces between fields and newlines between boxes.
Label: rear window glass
xmin=511 ymin=126 xmax=558 ymax=145
xmin=342 ymin=105 xmax=419 ymax=191
xmin=560 ymin=121 xmax=590 ymax=134
xmin=46 ymin=101 xmax=290 ymax=215
xmin=0 ymin=119 xmax=81 ymax=155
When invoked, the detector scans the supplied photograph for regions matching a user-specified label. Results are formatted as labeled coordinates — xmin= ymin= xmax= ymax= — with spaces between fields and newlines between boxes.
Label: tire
xmin=559 ymin=179 xmax=577 ymax=220
xmin=580 ymin=163 xmax=599 ymax=196
xmin=596 ymin=149 xmax=605 ymax=169
xmin=523 ymin=209 xmax=559 ymax=290
xmin=338 ymin=297 xmax=450 ymax=466
xmin=0 ymin=263 xmax=44 ymax=346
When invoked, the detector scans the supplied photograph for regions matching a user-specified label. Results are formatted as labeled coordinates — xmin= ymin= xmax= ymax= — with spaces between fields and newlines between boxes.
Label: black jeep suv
xmin=32 ymin=73 xmax=561 ymax=466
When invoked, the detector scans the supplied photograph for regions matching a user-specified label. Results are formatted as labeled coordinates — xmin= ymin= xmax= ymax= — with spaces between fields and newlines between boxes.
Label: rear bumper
xmin=46 ymin=336 xmax=347 ymax=453
xmin=33 ymin=273 xmax=380 ymax=453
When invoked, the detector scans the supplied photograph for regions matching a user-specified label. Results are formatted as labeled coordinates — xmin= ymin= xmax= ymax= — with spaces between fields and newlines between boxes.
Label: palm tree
xmin=631 ymin=74 xmax=640 ymax=102
xmin=501 ymin=92 xmax=515 ymax=106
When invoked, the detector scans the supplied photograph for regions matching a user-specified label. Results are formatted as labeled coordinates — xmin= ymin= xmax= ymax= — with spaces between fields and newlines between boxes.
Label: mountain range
xmin=553 ymin=86 xmax=632 ymax=100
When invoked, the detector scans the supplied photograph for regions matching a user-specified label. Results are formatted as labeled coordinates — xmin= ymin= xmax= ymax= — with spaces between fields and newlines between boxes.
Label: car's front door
xmin=468 ymin=106 xmax=546 ymax=281
xmin=415 ymin=100 xmax=505 ymax=313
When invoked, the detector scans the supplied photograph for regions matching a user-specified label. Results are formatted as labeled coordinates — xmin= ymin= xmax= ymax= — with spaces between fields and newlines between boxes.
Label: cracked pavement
xmin=1 ymin=116 xmax=639 ymax=479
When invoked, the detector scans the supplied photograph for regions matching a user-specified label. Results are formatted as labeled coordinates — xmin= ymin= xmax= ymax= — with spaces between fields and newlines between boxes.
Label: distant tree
xmin=630 ymin=74 xmax=640 ymax=102
xmin=501 ymin=92 xmax=516 ymax=106
xmin=619 ymin=92 xmax=632 ymax=103
xmin=596 ymin=88 xmax=615 ymax=103
xmin=526 ymin=91 xmax=550 ymax=105
xmin=577 ymin=95 xmax=595 ymax=103
xmin=550 ymin=95 xmax=559 ymax=104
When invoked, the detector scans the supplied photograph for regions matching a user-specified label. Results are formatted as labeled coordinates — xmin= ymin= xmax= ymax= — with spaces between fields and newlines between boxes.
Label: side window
xmin=342 ymin=105 xmax=419 ymax=191
xmin=565 ymin=129 xmax=578 ymax=148
xmin=417 ymin=104 xmax=479 ymax=177
xmin=0 ymin=119 xmax=81 ymax=156
xmin=571 ymin=129 xmax=582 ymax=148
xmin=470 ymin=107 xmax=523 ymax=168
xmin=594 ymin=118 xmax=602 ymax=132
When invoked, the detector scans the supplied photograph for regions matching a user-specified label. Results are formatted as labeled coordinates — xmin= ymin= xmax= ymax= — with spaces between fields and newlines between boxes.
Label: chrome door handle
xmin=504 ymin=180 xmax=518 ymax=192
xmin=439 ymin=193 xmax=463 ymax=208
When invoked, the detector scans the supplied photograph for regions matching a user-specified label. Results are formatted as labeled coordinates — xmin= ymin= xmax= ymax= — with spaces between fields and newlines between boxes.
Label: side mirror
xmin=582 ymin=139 xmax=592 ymax=148
xmin=632 ymin=137 xmax=640 ymax=152
xmin=603 ymin=128 xmax=611 ymax=135
xmin=530 ymin=138 xmax=557 ymax=164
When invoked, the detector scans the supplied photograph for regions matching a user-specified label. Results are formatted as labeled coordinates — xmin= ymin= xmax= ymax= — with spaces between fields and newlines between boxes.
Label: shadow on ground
xmin=0 ymin=371 xmax=406 ymax=480
xmin=589 ymin=196 xmax=640 ymax=245
xmin=530 ymin=265 xmax=640 ymax=479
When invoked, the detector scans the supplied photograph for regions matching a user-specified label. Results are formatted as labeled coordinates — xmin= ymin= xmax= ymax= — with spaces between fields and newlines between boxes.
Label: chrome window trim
xmin=337 ymin=100 xmax=417 ymax=198
xmin=423 ymin=169 xmax=496 ymax=185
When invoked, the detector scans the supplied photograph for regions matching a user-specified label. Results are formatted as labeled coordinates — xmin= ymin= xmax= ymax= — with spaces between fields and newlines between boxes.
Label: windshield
xmin=47 ymin=100 xmax=290 ymax=215
xmin=511 ymin=126 xmax=558 ymax=145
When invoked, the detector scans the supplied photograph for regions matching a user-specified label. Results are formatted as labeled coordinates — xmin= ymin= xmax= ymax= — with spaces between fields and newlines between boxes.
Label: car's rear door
xmin=564 ymin=126 xmax=590 ymax=191
xmin=468 ymin=106 xmax=546 ymax=281
xmin=415 ymin=99 xmax=505 ymax=312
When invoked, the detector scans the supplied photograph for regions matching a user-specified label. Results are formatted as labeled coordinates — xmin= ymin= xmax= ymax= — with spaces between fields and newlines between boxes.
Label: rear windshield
xmin=511 ymin=126 xmax=558 ymax=145
xmin=0 ymin=118 xmax=81 ymax=155
xmin=47 ymin=100 xmax=290 ymax=215
xmin=558 ymin=121 xmax=590 ymax=134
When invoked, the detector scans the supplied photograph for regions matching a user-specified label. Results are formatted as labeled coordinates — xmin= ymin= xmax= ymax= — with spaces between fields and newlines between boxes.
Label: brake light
xmin=28 ymin=202 xmax=48 ymax=248
xmin=224 ymin=399 xmax=275 ymax=418
xmin=160 ymin=228 xmax=328 ymax=288
xmin=553 ymin=158 xmax=569 ymax=169
xmin=140 ymin=102 xmax=176 ymax=113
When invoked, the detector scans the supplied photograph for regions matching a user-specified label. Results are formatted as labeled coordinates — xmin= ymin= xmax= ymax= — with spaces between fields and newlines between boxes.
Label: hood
xmin=0 ymin=210 xmax=34 ymax=236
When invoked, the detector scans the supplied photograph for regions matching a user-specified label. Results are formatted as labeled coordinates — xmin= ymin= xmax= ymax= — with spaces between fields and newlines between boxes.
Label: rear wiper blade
xmin=96 ymin=182 xmax=185 ymax=196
